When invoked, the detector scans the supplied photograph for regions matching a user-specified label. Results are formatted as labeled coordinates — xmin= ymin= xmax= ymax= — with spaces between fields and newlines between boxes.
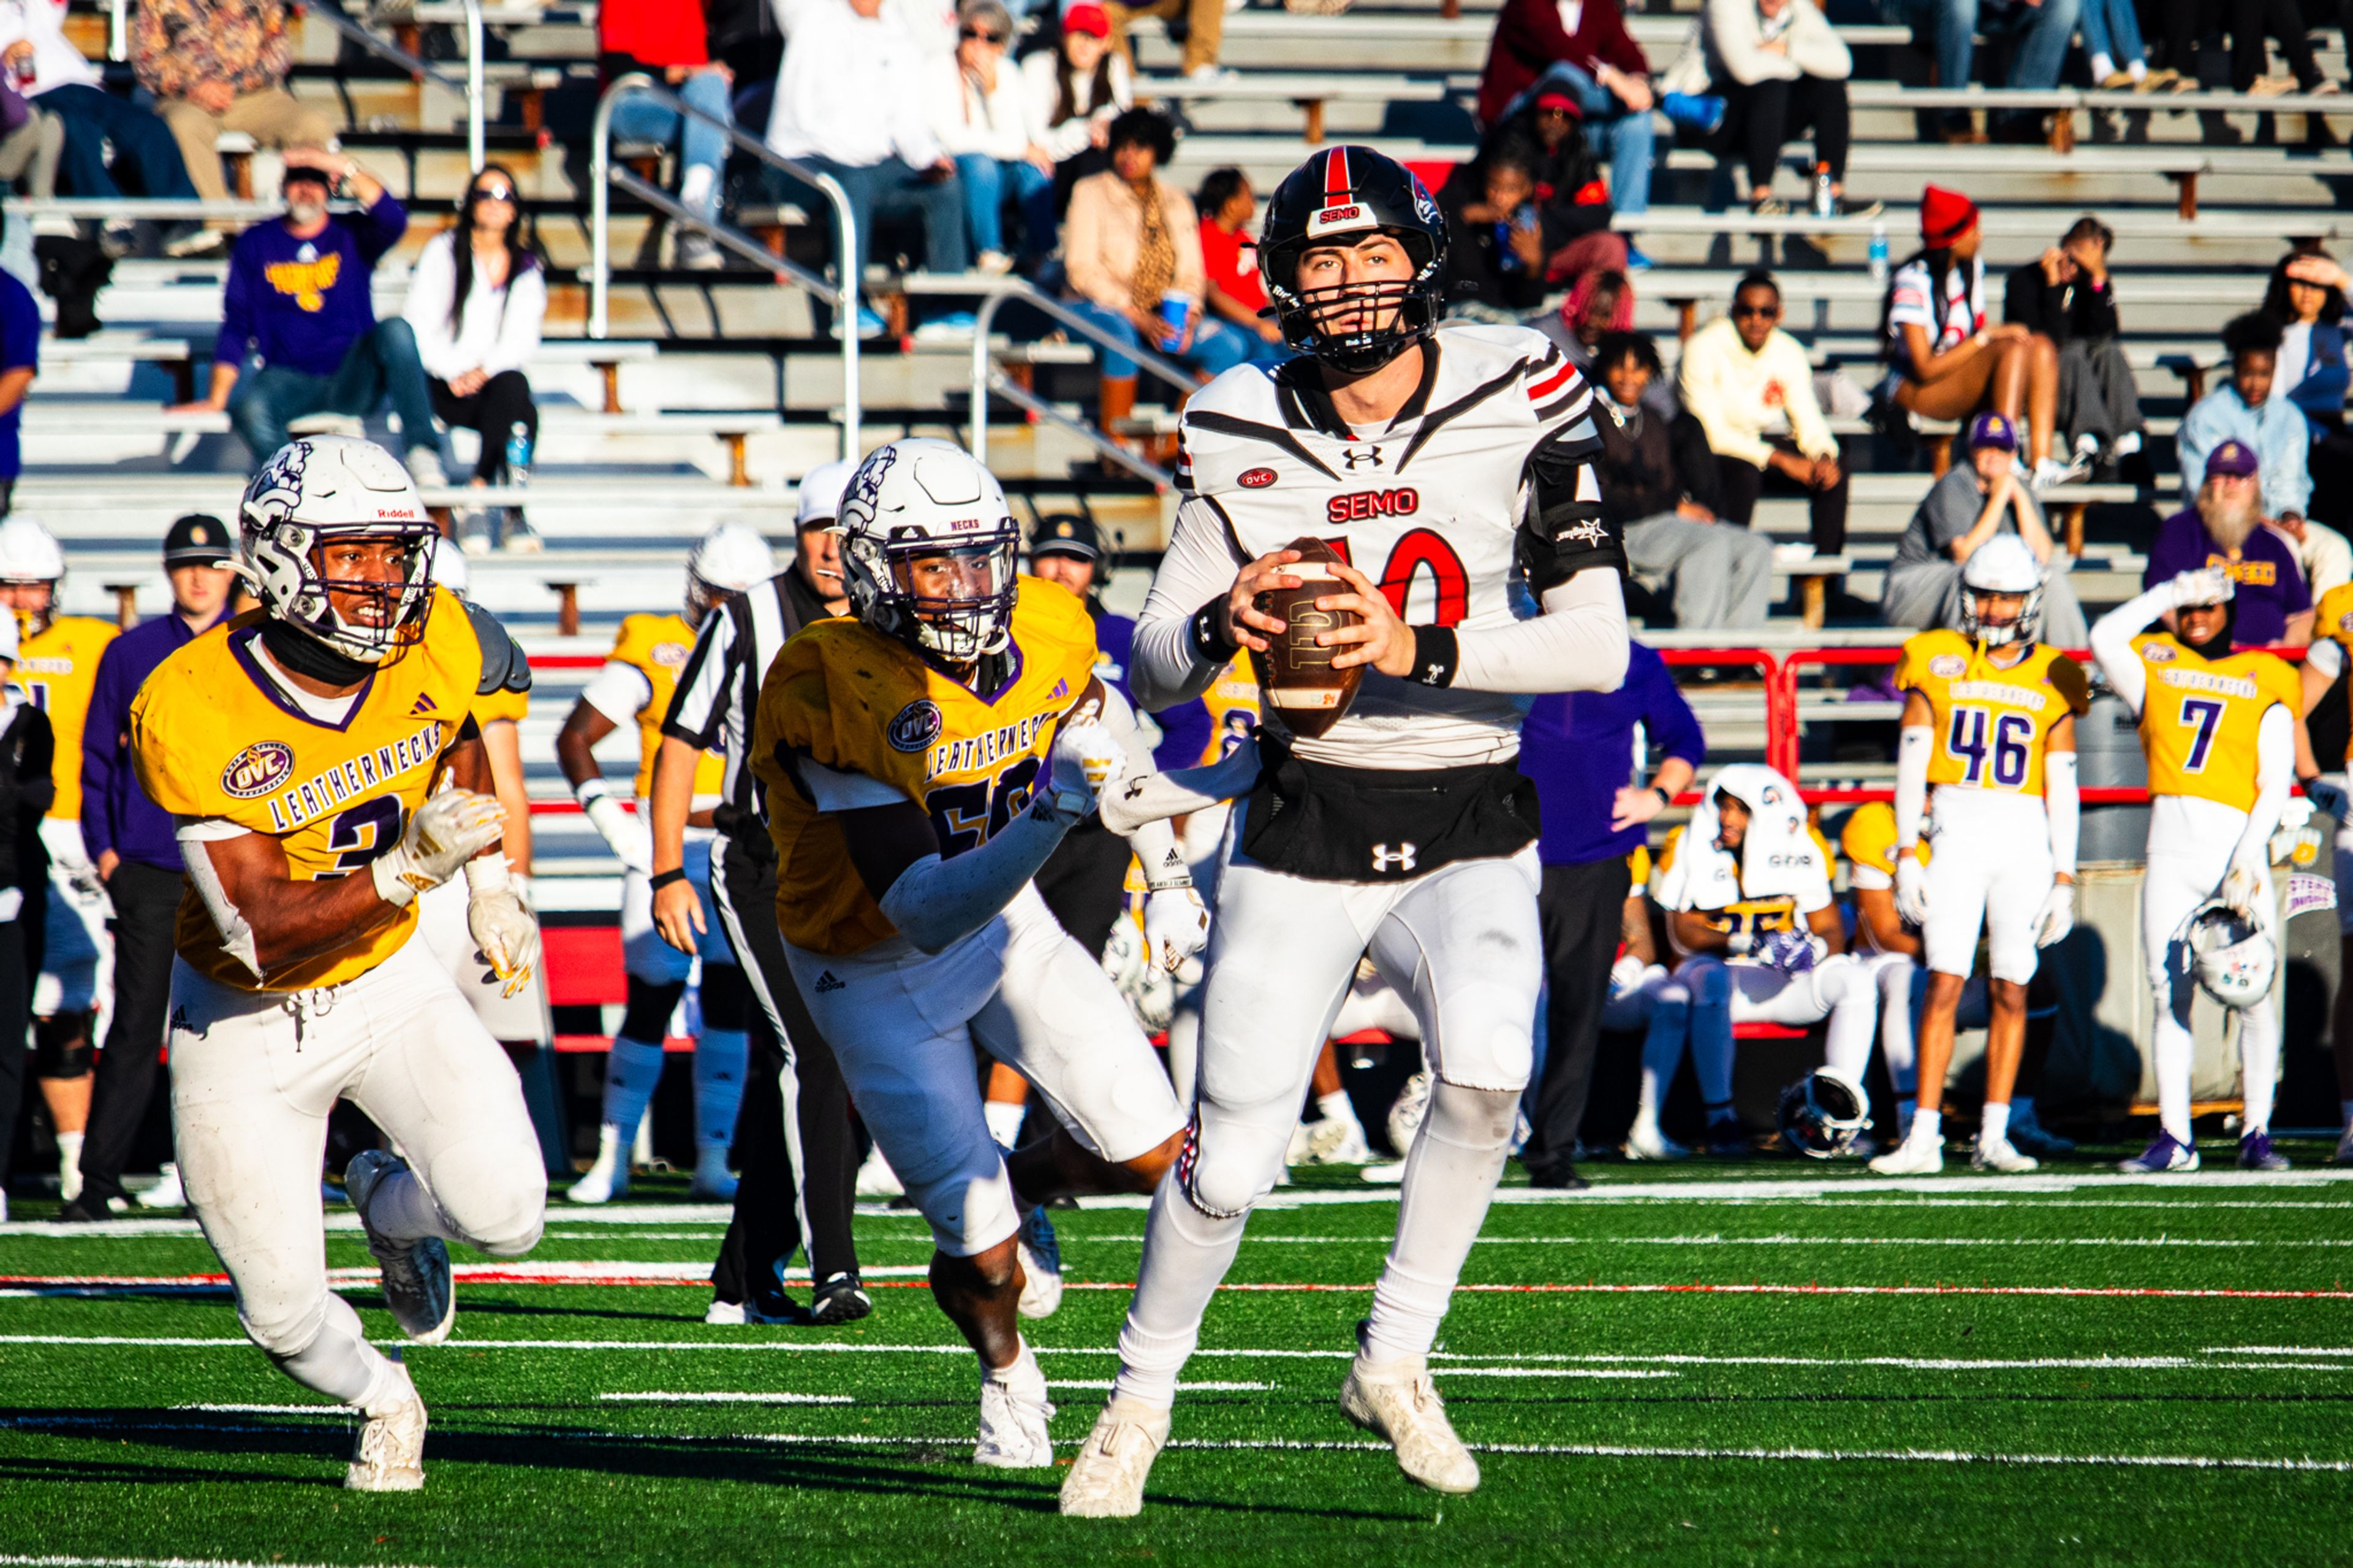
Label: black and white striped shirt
xmin=662 ymin=567 xmax=832 ymax=822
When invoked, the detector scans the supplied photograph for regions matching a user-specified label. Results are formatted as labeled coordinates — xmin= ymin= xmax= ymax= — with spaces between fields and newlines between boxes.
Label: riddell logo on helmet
xmin=1325 ymin=488 xmax=1418 ymax=523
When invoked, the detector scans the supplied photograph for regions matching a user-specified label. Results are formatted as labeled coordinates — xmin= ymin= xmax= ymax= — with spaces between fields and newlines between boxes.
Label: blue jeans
xmin=228 ymin=317 xmax=442 ymax=466
xmin=2077 ymin=0 xmax=2145 ymax=67
xmin=760 ymin=156 xmax=969 ymax=280
xmin=607 ymin=69 xmax=732 ymax=221
xmin=43 ymin=83 xmax=197 ymax=202
xmin=1901 ymin=0 xmax=2083 ymax=93
xmin=1064 ymin=297 xmax=1260 ymax=381
xmin=1502 ymin=62 xmax=1654 ymax=216
xmin=953 ymin=154 xmax=1053 ymax=257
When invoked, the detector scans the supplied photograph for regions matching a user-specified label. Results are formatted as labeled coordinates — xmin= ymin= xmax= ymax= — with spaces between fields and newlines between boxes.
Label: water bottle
xmin=1868 ymin=222 xmax=1889 ymax=285
xmin=1812 ymin=161 xmax=1836 ymax=219
xmin=503 ymin=421 xmax=532 ymax=488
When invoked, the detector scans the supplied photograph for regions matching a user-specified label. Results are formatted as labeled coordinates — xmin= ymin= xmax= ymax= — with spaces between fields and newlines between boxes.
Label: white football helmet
xmin=835 ymin=438 xmax=1020 ymax=662
xmin=1959 ymin=533 xmax=2045 ymax=646
xmin=2178 ymin=898 xmax=2276 ymax=1010
xmin=428 ymin=537 xmax=469 ymax=597
xmin=1778 ymin=1067 xmax=1870 ymax=1158
xmin=239 ymin=436 xmax=438 ymax=665
xmin=684 ymin=523 xmax=776 ymax=629
xmin=0 ymin=516 xmax=66 ymax=638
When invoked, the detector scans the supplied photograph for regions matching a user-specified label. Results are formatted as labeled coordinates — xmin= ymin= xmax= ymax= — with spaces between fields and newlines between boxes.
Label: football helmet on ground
xmin=1778 ymin=1067 xmax=1871 ymax=1158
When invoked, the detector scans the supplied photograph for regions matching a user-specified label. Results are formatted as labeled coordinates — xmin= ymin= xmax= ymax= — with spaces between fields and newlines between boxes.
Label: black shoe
xmin=57 ymin=1192 xmax=125 ymax=1223
xmin=748 ymin=1287 xmax=814 ymax=1325
xmin=1525 ymin=1162 xmax=1590 ymax=1191
xmin=810 ymin=1271 xmax=874 ymax=1325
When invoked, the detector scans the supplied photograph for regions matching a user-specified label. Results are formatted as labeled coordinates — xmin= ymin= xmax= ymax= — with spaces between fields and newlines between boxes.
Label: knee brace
xmin=32 ymin=1012 xmax=91 ymax=1080
xmin=697 ymin=963 xmax=751 ymax=1032
xmin=619 ymin=977 xmax=689 ymax=1043
xmin=1175 ymin=1110 xmax=1290 ymax=1221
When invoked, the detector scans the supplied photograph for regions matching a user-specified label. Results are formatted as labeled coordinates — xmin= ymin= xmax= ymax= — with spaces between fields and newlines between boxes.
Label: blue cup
xmin=1156 ymin=290 xmax=1190 ymax=351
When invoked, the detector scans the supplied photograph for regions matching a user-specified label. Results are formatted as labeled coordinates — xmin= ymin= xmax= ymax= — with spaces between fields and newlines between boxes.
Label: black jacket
xmin=0 ymin=700 xmax=54 ymax=897
xmin=2003 ymin=260 xmax=2120 ymax=345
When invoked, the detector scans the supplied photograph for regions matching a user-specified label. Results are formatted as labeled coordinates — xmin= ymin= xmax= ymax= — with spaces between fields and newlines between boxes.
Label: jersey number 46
xmin=1946 ymin=705 xmax=2033 ymax=788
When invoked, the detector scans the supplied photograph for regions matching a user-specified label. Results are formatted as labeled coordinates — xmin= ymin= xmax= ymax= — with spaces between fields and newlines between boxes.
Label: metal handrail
xmin=311 ymin=1 xmax=483 ymax=169
xmin=983 ymin=371 xmax=1171 ymax=487
xmin=968 ymin=276 xmax=1200 ymax=468
xmin=589 ymin=73 xmax=859 ymax=461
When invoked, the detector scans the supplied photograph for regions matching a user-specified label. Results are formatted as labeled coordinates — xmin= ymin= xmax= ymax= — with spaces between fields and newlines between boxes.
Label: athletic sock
xmin=1911 ymin=1107 xmax=1942 ymax=1146
xmin=601 ymin=1034 xmax=668 ymax=1141
xmin=2240 ymin=1002 xmax=2281 ymax=1134
xmin=985 ymin=1336 xmax=1048 ymax=1399
xmin=1112 ymin=1167 xmax=1249 ymax=1409
xmin=271 ymin=1292 xmax=400 ymax=1404
xmin=55 ymin=1131 xmax=81 ymax=1198
xmin=692 ymin=1028 xmax=749 ymax=1155
xmin=1363 ymin=1082 xmax=1517 ymax=1365
xmin=984 ymin=1098 xmax=1028 ymax=1151
xmin=2128 ymin=58 xmax=2148 ymax=80
xmin=2090 ymin=49 xmax=2117 ymax=79
xmin=678 ymin=163 xmax=717 ymax=218
xmin=1980 ymin=1100 xmax=2011 ymax=1146
xmin=1317 ymin=1089 xmax=1364 ymax=1135
xmin=2154 ymin=1013 xmax=2194 ymax=1145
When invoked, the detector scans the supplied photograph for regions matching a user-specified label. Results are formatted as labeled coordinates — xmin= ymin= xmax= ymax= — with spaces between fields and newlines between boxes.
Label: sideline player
xmin=1871 ymin=536 xmax=2084 ymax=1175
xmin=752 ymin=437 xmax=1205 ymax=1466
xmin=130 ymin=436 xmax=547 ymax=1490
xmin=2293 ymin=577 xmax=2353 ymax=1161
xmin=0 ymin=517 xmax=117 ymax=1202
xmin=1639 ymin=765 xmax=1872 ymax=1160
xmin=2091 ymin=564 xmax=2301 ymax=1172
xmin=557 ymin=525 xmax=775 ymax=1202
xmin=1059 ymin=146 xmax=1630 ymax=1515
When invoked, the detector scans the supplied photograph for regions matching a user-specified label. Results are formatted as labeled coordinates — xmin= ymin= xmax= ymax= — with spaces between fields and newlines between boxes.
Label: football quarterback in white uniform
xmin=1061 ymin=145 xmax=1630 ymax=1516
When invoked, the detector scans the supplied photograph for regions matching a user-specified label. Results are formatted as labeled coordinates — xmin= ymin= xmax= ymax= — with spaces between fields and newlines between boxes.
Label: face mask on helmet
xmin=2178 ymin=595 xmax=2236 ymax=659
xmin=1260 ymin=146 xmax=1448 ymax=377
xmin=240 ymin=436 xmax=438 ymax=667
xmin=0 ymin=579 xmax=56 ymax=639
xmin=1777 ymin=1067 xmax=1870 ymax=1158
xmin=836 ymin=439 xmax=1022 ymax=665
xmin=875 ymin=534 xmax=1018 ymax=662
xmin=1960 ymin=583 xmax=2044 ymax=646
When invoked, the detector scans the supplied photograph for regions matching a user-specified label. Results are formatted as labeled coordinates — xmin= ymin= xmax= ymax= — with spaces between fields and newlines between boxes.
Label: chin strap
xmin=257 ymin=616 xmax=374 ymax=686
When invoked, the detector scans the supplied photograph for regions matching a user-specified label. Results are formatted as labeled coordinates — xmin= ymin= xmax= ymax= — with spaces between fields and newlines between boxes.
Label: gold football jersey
xmin=131 ymin=589 xmax=490 ymax=993
xmin=1894 ymin=629 xmax=2086 ymax=798
xmin=605 ymin=612 xmax=724 ymax=798
xmin=1654 ymin=821 xmax=1836 ymax=950
xmin=1191 ymin=657 xmax=1261 ymax=767
xmin=754 ymin=577 xmax=1099 ymax=957
xmin=16 ymin=615 xmax=118 ymax=822
xmin=2130 ymin=633 xmax=2300 ymax=812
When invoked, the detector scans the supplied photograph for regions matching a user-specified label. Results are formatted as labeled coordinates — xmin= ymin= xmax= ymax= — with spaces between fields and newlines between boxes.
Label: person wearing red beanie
xmin=1884 ymin=184 xmax=2064 ymax=488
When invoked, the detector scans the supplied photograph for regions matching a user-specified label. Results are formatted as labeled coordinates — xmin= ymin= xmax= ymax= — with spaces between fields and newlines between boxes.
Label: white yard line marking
xmin=2209 ymin=1346 xmax=2353 ymax=1355
xmin=0 ymin=1557 xmax=441 ymax=1568
xmin=1045 ymin=1381 xmax=1275 ymax=1392
xmin=1413 ymin=1368 xmax=1682 ymax=1379
xmin=169 ymin=1403 xmax=344 ymax=1415
xmin=596 ymin=1392 xmax=852 ymax=1405
xmin=1077 ymin=1234 xmax=2353 ymax=1248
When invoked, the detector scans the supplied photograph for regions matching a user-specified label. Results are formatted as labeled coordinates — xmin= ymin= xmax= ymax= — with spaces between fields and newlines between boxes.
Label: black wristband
xmin=648 ymin=867 xmax=687 ymax=890
xmin=1191 ymin=600 xmax=1241 ymax=665
xmin=1650 ymin=785 xmax=1673 ymax=809
xmin=1408 ymin=626 xmax=1460 ymax=687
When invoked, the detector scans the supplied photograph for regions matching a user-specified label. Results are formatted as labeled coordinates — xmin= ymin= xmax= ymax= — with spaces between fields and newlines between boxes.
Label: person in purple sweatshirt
xmin=169 ymin=150 xmax=446 ymax=485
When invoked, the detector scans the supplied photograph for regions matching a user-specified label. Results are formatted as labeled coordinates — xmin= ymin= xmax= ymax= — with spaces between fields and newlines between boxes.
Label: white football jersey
xmin=1153 ymin=323 xmax=1599 ymax=770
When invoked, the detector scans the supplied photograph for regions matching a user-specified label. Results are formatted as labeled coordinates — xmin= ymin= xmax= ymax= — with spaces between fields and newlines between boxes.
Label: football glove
xmin=467 ymin=886 xmax=542 ymax=996
xmin=577 ymin=779 xmax=651 ymax=876
xmin=1142 ymin=885 xmax=1210 ymax=972
xmin=371 ymin=789 xmax=506 ymax=908
xmin=1749 ymin=928 xmax=1821 ymax=973
xmin=2221 ymin=861 xmax=2265 ymax=923
xmin=1043 ymin=716 xmax=1125 ymax=819
xmin=1894 ymin=854 xmax=1930 ymax=926
xmin=2033 ymin=882 xmax=2075 ymax=948
xmin=2169 ymin=566 xmax=2234 ymax=608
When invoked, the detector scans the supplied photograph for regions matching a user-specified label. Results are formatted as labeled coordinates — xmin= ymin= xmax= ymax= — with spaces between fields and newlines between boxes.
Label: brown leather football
xmin=1250 ymin=536 xmax=1363 ymax=740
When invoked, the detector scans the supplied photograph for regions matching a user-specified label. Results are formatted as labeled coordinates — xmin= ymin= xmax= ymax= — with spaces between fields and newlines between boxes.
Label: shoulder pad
xmin=462 ymin=599 xmax=531 ymax=697
xmin=2045 ymin=651 xmax=2091 ymax=717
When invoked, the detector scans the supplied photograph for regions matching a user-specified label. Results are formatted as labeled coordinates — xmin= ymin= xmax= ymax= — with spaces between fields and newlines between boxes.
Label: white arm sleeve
xmin=2309 ymin=637 xmax=2346 ymax=682
xmin=2233 ymin=704 xmax=2297 ymax=872
xmin=802 ymin=760 xmax=909 ymax=812
xmin=1131 ymin=497 xmax=1248 ymax=711
xmin=1895 ymin=726 xmax=1932 ymax=851
xmin=580 ymin=661 xmax=656 ymax=731
xmin=1451 ymin=567 xmax=1631 ymax=694
xmin=876 ymin=805 xmax=1071 ymax=955
xmin=2045 ymin=750 xmax=2080 ymax=877
xmin=176 ymin=816 xmax=260 ymax=979
xmin=1098 ymin=684 xmax=1191 ymax=889
xmin=2090 ymin=583 xmax=2173 ymax=716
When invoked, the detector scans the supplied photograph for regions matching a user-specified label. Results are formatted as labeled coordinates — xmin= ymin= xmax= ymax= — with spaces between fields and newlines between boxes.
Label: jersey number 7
xmin=1946 ymin=705 xmax=2032 ymax=788
xmin=2177 ymin=697 xmax=2224 ymax=772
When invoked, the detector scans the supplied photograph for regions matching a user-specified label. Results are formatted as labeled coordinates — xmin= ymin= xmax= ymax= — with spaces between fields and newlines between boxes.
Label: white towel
xmin=1656 ymin=762 xmax=1825 ymax=912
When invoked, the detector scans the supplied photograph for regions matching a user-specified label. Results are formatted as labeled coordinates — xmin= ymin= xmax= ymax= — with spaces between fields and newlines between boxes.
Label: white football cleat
xmin=1622 ymin=1118 xmax=1689 ymax=1162
xmin=1340 ymin=1356 xmax=1480 ymax=1494
xmin=1302 ymin=1115 xmax=1374 ymax=1166
xmin=345 ymin=1358 xmax=428 ymax=1492
xmin=854 ymin=1144 xmax=904 ymax=1199
xmin=1016 ymin=1205 xmax=1063 ymax=1320
xmin=345 ymin=1151 xmax=455 ymax=1344
xmin=688 ymin=1145 xmax=738 ymax=1201
xmin=974 ymin=1370 xmax=1056 ymax=1468
xmin=1971 ymin=1135 xmax=2040 ymax=1173
xmin=135 ymin=1161 xmax=185 ymax=1209
xmin=1059 ymin=1396 xmax=1171 ymax=1517
xmin=567 ymin=1124 xmax=629 ymax=1205
xmin=1870 ymin=1135 xmax=1944 ymax=1176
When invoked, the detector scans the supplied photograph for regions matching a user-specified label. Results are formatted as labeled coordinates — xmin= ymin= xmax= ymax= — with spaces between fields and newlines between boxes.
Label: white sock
xmin=1363 ymin=1082 xmax=1517 ymax=1365
xmin=56 ymin=1131 xmax=81 ymax=1197
xmin=271 ymin=1292 xmax=401 ymax=1404
xmin=1980 ymin=1101 xmax=2011 ymax=1146
xmin=985 ymin=1336 xmax=1047 ymax=1398
xmin=692 ymin=1028 xmax=749 ymax=1156
xmin=2128 ymin=58 xmax=2148 ymax=80
xmin=2240 ymin=1002 xmax=2280 ymax=1134
xmin=1112 ymin=1167 xmax=1250 ymax=1409
xmin=601 ymin=1035 xmax=668 ymax=1140
xmin=2113 ymin=431 xmax=2142 ymax=456
xmin=1821 ymin=966 xmax=1876 ymax=1081
xmin=2090 ymin=50 xmax=2117 ymax=79
xmin=1317 ymin=1089 xmax=1363 ymax=1132
xmin=2154 ymin=1012 xmax=2194 ymax=1145
xmin=1911 ymin=1107 xmax=1942 ymax=1146
xmin=678 ymin=162 xmax=717 ymax=217
xmin=984 ymin=1098 xmax=1028 ymax=1151
xmin=2073 ymin=431 xmax=2099 ymax=459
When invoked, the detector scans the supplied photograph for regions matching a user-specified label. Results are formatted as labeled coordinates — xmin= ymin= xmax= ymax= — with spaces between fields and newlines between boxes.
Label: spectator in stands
xmin=2003 ymin=215 xmax=2144 ymax=483
xmin=402 ymin=163 xmax=546 ymax=556
xmin=132 ymin=0 xmax=336 ymax=219
xmin=0 ymin=78 xmax=59 ymax=201
xmin=0 ymin=0 xmax=210 ymax=257
xmin=2079 ymin=0 xmax=2151 ymax=86
xmin=1475 ymin=93 xmax=1626 ymax=286
xmin=2178 ymin=311 xmax=2311 ymax=530
xmin=766 ymin=0 xmax=969 ymax=338
xmin=1594 ymin=331 xmax=1775 ymax=629
xmin=171 ymin=151 xmax=444 ymax=485
xmin=0 ymin=244 xmax=33 ymax=516
xmin=2262 ymin=249 xmax=2353 ymax=527
xmin=2277 ymin=509 xmax=2353 ymax=597
xmin=1680 ymin=270 xmax=1849 ymax=558
xmin=601 ymin=0 xmax=731 ymax=271
xmin=933 ymin=0 xmax=1051 ymax=275
xmin=1538 ymin=268 xmax=1676 ymax=417
xmin=1700 ymin=0 xmax=1875 ymax=218
xmin=1025 ymin=6 xmax=1131 ymax=224
xmin=2145 ymin=439 xmax=2316 ymax=645
xmin=1890 ymin=0 xmax=2080 ymax=141
xmin=1104 ymin=0 xmax=1227 ymax=83
xmin=2223 ymin=0 xmax=2333 ymax=94
xmin=1195 ymin=167 xmax=1284 ymax=350
xmin=1439 ymin=136 xmax=1554 ymax=320
xmin=1517 ymin=637 xmax=1704 ymax=1191
xmin=1063 ymin=108 xmax=1258 ymax=434
xmin=1884 ymin=186 xmax=2067 ymax=490
xmin=1881 ymin=411 xmax=2090 ymax=643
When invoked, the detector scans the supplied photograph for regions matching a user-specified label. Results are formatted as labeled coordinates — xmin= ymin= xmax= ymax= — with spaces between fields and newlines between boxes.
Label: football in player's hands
xmin=1142 ymin=885 xmax=1210 ymax=972
xmin=1250 ymin=535 xmax=1364 ymax=740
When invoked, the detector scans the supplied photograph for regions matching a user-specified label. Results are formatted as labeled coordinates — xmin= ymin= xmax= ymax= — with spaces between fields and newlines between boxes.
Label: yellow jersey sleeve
xmin=607 ymin=613 xmax=725 ymax=798
xmin=18 ymin=616 xmax=118 ymax=821
xmin=2135 ymin=636 xmax=2293 ymax=812
xmin=1840 ymin=801 xmax=1900 ymax=890
xmin=2317 ymin=581 xmax=2353 ymax=651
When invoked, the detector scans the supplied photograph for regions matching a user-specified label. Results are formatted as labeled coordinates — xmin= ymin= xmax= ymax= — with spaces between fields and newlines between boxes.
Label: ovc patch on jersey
xmin=1928 ymin=653 xmax=1967 ymax=678
xmin=219 ymin=741 xmax=295 ymax=800
xmin=887 ymin=700 xmax=944 ymax=753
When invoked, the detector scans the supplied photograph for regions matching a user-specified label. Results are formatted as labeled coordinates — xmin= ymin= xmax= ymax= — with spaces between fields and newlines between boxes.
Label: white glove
xmin=577 ymin=781 xmax=652 ymax=876
xmin=1142 ymin=884 xmax=1210 ymax=972
xmin=1894 ymin=854 xmax=1930 ymax=926
xmin=2033 ymin=882 xmax=2075 ymax=947
xmin=468 ymin=888 xmax=542 ymax=996
xmin=2222 ymin=861 xmax=2265 ymax=922
xmin=370 ymin=789 xmax=506 ymax=908
xmin=1045 ymin=716 xmax=1125 ymax=818
xmin=2169 ymin=567 xmax=2234 ymax=608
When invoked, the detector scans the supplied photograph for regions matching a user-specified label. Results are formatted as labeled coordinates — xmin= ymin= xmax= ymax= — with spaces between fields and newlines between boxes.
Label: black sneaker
xmin=57 ymin=1192 xmax=126 ymax=1223
xmin=1525 ymin=1161 xmax=1591 ymax=1192
xmin=810 ymin=1271 xmax=873 ymax=1325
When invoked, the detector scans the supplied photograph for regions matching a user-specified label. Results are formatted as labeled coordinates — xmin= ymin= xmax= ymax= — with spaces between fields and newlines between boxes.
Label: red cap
xmin=1919 ymin=184 xmax=1978 ymax=246
xmin=1533 ymin=91 xmax=1581 ymax=118
xmin=1063 ymin=2 xmax=1111 ymax=36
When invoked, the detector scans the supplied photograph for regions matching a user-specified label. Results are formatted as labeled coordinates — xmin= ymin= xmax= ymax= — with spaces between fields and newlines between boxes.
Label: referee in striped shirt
xmin=651 ymin=461 xmax=863 ymax=1324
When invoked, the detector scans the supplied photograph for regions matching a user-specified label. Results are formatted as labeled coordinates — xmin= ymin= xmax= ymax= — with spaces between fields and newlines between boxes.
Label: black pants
xmin=708 ymin=831 xmax=858 ymax=1300
xmin=0 ymin=908 xmax=26 ymax=1184
xmin=74 ymin=860 xmax=180 ymax=1205
xmin=1718 ymin=73 xmax=1851 ymax=190
xmin=1033 ymin=816 xmax=1132 ymax=960
xmin=1522 ymin=857 xmax=1633 ymax=1176
xmin=427 ymin=370 xmax=537 ymax=485
xmin=1713 ymin=442 xmax=1849 ymax=556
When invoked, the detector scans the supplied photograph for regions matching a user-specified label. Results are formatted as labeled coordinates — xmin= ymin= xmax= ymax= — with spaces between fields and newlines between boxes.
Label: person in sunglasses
xmin=931 ymin=0 xmax=1055 ymax=274
xmin=1678 ymin=269 xmax=1848 ymax=561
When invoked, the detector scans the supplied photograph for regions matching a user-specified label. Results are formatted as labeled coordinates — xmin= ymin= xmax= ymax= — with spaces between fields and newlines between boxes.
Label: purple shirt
xmin=2141 ymin=510 xmax=2313 ymax=648
xmin=81 ymin=611 xmax=208 ymax=873
xmin=1518 ymin=642 xmax=1706 ymax=866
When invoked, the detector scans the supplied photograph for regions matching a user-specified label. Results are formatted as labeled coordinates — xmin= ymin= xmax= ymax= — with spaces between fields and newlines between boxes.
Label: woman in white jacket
xmin=934 ymin=0 xmax=1053 ymax=271
xmin=403 ymin=162 xmax=548 ymax=552
xmin=1702 ymin=0 xmax=1871 ymax=217
xmin=1021 ymin=4 xmax=1130 ymax=235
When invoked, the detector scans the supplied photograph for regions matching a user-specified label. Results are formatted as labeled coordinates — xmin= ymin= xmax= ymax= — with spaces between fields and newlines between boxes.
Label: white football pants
xmin=1640 ymin=951 xmax=1880 ymax=1116
xmin=1922 ymin=788 xmax=2053 ymax=985
xmin=2143 ymin=803 xmax=2277 ymax=1142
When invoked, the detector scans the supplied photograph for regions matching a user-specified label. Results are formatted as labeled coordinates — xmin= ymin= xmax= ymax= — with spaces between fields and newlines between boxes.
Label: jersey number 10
xmin=1947 ymin=705 xmax=2033 ymax=788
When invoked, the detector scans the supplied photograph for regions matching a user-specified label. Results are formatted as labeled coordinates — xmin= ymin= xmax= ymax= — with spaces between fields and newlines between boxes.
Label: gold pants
xmin=1105 ymin=0 xmax=1223 ymax=75
xmin=159 ymin=87 xmax=338 ymax=203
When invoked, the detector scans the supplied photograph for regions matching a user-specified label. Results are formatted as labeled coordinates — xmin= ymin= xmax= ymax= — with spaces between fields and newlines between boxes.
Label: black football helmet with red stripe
xmin=1258 ymin=145 xmax=1447 ymax=375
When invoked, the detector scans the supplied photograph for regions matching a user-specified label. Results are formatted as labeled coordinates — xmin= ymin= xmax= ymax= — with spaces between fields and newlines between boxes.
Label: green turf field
xmin=6 ymin=1149 xmax=2353 ymax=1567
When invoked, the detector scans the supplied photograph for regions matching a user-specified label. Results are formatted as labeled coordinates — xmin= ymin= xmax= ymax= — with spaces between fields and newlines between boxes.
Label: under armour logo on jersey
xmin=1341 ymin=445 xmax=1384 ymax=471
xmin=814 ymin=971 xmax=845 ymax=993
xmin=409 ymin=694 xmax=439 ymax=717
xmin=1371 ymin=843 xmax=1418 ymax=873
